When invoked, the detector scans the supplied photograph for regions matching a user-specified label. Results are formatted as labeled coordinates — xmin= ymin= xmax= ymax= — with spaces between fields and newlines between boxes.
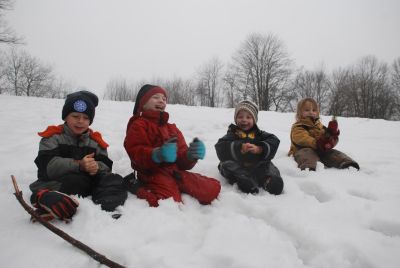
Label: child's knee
xmin=92 ymin=173 xmax=128 ymax=211
xmin=179 ymin=172 xmax=221 ymax=204
xmin=294 ymin=148 xmax=318 ymax=170
xmin=58 ymin=174 xmax=93 ymax=196
xmin=147 ymin=173 xmax=182 ymax=203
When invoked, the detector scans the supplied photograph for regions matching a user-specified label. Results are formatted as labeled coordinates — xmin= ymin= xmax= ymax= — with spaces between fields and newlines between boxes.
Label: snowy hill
xmin=1 ymin=95 xmax=400 ymax=268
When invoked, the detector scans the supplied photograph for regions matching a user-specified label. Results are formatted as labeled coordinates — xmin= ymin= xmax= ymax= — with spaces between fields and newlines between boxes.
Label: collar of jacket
xmin=297 ymin=117 xmax=321 ymax=127
xmin=38 ymin=124 xmax=108 ymax=148
xmin=134 ymin=110 xmax=169 ymax=125
xmin=228 ymin=123 xmax=259 ymax=139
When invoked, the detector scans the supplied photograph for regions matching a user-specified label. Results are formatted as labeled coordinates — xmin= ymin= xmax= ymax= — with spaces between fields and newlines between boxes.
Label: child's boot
xmin=236 ymin=174 xmax=259 ymax=194
xmin=339 ymin=160 xmax=360 ymax=170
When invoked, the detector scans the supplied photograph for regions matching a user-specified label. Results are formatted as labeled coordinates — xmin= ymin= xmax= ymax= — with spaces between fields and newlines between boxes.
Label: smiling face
xmin=301 ymin=101 xmax=318 ymax=120
xmin=235 ymin=110 xmax=255 ymax=131
xmin=142 ymin=93 xmax=167 ymax=112
xmin=65 ymin=112 xmax=90 ymax=135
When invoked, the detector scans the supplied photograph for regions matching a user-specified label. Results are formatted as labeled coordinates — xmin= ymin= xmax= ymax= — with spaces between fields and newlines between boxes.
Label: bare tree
xmin=0 ymin=0 xmax=22 ymax=44
xmin=20 ymin=53 xmax=53 ymax=96
xmin=329 ymin=56 xmax=397 ymax=119
xmin=223 ymin=64 xmax=242 ymax=108
xmin=163 ymin=77 xmax=196 ymax=106
xmin=353 ymin=56 xmax=392 ymax=119
xmin=390 ymin=57 xmax=400 ymax=119
xmin=292 ymin=66 xmax=331 ymax=114
xmin=0 ymin=50 xmax=6 ymax=94
xmin=231 ymin=33 xmax=293 ymax=111
xmin=392 ymin=57 xmax=400 ymax=91
xmin=2 ymin=47 xmax=54 ymax=96
xmin=103 ymin=77 xmax=135 ymax=101
xmin=45 ymin=76 xmax=73 ymax=99
xmin=328 ymin=68 xmax=352 ymax=116
xmin=3 ymin=47 xmax=23 ymax=95
xmin=196 ymin=57 xmax=224 ymax=107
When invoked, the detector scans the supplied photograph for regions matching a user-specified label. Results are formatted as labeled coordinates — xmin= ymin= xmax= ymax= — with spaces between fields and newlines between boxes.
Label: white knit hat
xmin=234 ymin=100 xmax=259 ymax=124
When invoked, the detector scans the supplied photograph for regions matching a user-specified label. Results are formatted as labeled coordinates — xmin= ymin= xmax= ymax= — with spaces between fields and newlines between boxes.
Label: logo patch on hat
xmin=73 ymin=100 xmax=87 ymax=112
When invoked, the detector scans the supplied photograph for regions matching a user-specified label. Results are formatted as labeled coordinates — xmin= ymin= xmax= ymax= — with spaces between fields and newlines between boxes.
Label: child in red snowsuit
xmin=124 ymin=84 xmax=221 ymax=207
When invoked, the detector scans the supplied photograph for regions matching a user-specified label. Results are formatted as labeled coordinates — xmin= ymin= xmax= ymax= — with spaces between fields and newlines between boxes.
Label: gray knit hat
xmin=234 ymin=100 xmax=259 ymax=124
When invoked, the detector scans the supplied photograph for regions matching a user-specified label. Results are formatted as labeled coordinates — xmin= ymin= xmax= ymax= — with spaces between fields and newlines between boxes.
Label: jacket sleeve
xmin=95 ymin=146 xmax=112 ymax=175
xmin=290 ymin=124 xmax=318 ymax=150
xmin=214 ymin=132 xmax=244 ymax=162
xmin=255 ymin=131 xmax=280 ymax=162
xmin=35 ymin=136 xmax=81 ymax=181
xmin=124 ymin=118 xmax=160 ymax=170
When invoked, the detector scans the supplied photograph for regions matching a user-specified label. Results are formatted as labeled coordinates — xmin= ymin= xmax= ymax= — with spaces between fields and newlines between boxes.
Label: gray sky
xmin=6 ymin=0 xmax=400 ymax=95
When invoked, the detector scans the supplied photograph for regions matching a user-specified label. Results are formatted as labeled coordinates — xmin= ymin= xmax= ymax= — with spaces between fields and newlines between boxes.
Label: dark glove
xmin=152 ymin=137 xmax=177 ymax=163
xmin=327 ymin=118 xmax=340 ymax=137
xmin=187 ymin=138 xmax=206 ymax=160
xmin=33 ymin=189 xmax=79 ymax=220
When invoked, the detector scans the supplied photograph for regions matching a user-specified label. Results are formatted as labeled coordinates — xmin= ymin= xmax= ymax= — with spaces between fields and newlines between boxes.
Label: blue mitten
xmin=152 ymin=138 xmax=177 ymax=163
xmin=187 ymin=138 xmax=206 ymax=160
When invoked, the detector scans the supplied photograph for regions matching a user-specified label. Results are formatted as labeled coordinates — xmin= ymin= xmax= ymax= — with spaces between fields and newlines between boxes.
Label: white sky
xmin=6 ymin=0 xmax=400 ymax=95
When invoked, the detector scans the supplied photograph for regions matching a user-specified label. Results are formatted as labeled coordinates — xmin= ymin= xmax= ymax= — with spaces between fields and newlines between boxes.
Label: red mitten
xmin=328 ymin=136 xmax=338 ymax=149
xmin=317 ymin=136 xmax=332 ymax=151
xmin=34 ymin=189 xmax=79 ymax=220
xmin=317 ymin=135 xmax=338 ymax=152
xmin=327 ymin=119 xmax=340 ymax=136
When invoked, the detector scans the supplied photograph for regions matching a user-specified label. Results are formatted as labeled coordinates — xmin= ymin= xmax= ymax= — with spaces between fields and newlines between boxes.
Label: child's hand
xmin=317 ymin=136 xmax=338 ymax=151
xmin=79 ymin=153 xmax=98 ymax=175
xmin=246 ymin=143 xmax=263 ymax=154
xmin=187 ymin=138 xmax=206 ymax=160
xmin=241 ymin=143 xmax=262 ymax=154
xmin=241 ymin=143 xmax=250 ymax=154
xmin=152 ymin=138 xmax=178 ymax=163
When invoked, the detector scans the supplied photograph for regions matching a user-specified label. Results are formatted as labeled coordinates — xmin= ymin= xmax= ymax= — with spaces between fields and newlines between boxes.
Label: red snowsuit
xmin=124 ymin=110 xmax=221 ymax=207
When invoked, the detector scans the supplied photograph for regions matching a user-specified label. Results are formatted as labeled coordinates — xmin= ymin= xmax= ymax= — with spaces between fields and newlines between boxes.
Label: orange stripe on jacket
xmin=38 ymin=125 xmax=109 ymax=149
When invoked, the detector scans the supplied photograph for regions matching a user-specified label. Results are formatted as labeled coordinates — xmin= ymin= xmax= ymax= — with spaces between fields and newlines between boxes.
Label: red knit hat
xmin=133 ymin=84 xmax=167 ymax=115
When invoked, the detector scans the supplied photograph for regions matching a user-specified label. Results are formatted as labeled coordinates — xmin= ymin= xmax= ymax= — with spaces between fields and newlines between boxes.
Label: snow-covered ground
xmin=1 ymin=95 xmax=399 ymax=268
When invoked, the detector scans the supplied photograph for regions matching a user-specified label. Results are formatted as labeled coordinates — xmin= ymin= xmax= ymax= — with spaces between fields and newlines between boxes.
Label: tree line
xmin=102 ymin=33 xmax=400 ymax=120
xmin=1 ymin=0 xmax=399 ymax=120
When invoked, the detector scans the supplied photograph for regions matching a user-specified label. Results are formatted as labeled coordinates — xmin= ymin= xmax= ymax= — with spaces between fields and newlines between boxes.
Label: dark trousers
xmin=218 ymin=160 xmax=284 ymax=195
xmin=30 ymin=173 xmax=127 ymax=211
xmin=294 ymin=148 xmax=360 ymax=171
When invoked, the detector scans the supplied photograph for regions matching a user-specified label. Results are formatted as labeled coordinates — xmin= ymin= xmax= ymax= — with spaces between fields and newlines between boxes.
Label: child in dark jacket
xmin=215 ymin=100 xmax=284 ymax=195
xmin=288 ymin=97 xmax=359 ymax=171
xmin=124 ymin=84 xmax=221 ymax=207
xmin=30 ymin=91 xmax=127 ymax=221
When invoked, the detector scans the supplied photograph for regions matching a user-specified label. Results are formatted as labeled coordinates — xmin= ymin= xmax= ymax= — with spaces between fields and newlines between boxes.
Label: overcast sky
xmin=6 ymin=0 xmax=400 ymax=96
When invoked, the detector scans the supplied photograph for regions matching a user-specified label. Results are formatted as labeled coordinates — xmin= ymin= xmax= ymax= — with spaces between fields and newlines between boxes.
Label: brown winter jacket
xmin=288 ymin=117 xmax=326 ymax=156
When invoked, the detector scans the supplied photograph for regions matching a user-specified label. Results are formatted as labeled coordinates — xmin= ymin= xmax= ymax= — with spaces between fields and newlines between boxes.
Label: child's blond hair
xmin=296 ymin=98 xmax=320 ymax=121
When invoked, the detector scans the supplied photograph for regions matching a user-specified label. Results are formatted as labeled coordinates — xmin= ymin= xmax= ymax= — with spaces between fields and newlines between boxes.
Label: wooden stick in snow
xmin=11 ymin=175 xmax=126 ymax=268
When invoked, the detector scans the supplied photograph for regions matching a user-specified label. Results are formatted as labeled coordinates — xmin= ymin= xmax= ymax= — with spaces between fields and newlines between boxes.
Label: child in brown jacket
xmin=288 ymin=98 xmax=359 ymax=171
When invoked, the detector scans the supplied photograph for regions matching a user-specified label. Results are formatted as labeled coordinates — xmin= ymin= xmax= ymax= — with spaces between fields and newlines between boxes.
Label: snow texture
xmin=1 ymin=95 xmax=399 ymax=268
